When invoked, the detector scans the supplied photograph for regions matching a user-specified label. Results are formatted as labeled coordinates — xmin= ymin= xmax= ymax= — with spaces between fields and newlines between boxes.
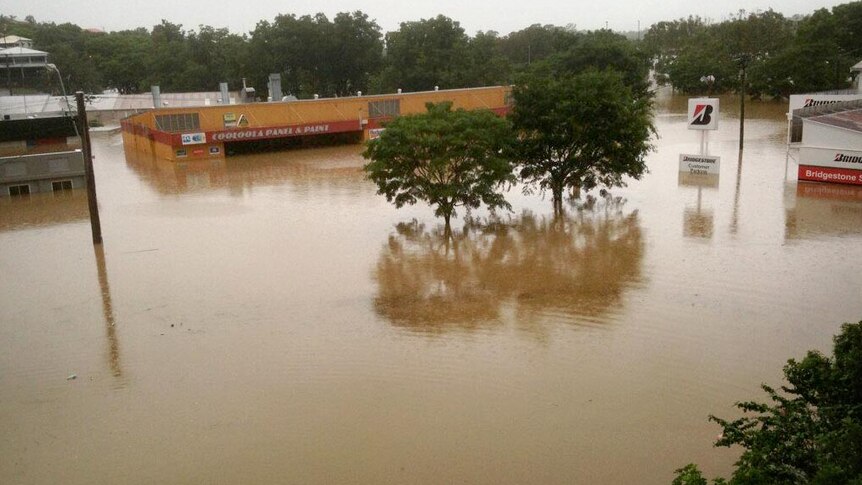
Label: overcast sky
xmin=0 ymin=0 xmax=848 ymax=35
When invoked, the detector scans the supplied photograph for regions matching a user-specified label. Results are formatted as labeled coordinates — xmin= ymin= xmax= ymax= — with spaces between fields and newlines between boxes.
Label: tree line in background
xmin=644 ymin=3 xmax=862 ymax=98
xmin=0 ymin=12 xmax=587 ymax=97
xmin=2 ymin=1 xmax=860 ymax=99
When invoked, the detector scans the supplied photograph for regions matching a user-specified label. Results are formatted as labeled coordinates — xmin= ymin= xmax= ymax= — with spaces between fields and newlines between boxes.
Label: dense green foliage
xmin=3 ymin=2 xmax=857 ymax=98
xmin=511 ymin=69 xmax=654 ymax=213
xmin=0 ymin=13 xmax=638 ymax=98
xmin=674 ymin=321 xmax=862 ymax=484
xmin=645 ymin=3 xmax=862 ymax=97
xmin=362 ymin=102 xmax=515 ymax=231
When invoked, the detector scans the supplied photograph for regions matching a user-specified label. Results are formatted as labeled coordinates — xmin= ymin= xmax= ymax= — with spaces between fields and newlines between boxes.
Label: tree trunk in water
xmin=443 ymin=212 xmax=452 ymax=239
xmin=552 ymin=187 xmax=564 ymax=215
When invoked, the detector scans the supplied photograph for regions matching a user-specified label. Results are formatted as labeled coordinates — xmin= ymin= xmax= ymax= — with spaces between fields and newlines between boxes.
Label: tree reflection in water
xmin=373 ymin=196 xmax=644 ymax=334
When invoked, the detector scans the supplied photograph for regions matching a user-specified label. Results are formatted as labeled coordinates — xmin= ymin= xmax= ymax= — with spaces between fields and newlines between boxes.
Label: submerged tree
xmin=363 ymin=102 xmax=515 ymax=234
xmin=511 ymin=69 xmax=654 ymax=214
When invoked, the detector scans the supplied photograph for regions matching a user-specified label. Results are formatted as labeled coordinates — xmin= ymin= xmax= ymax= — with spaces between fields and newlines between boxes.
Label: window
xmin=8 ymin=184 xmax=30 ymax=196
xmin=155 ymin=113 xmax=201 ymax=133
xmin=52 ymin=180 xmax=73 ymax=192
xmin=368 ymin=99 xmax=400 ymax=118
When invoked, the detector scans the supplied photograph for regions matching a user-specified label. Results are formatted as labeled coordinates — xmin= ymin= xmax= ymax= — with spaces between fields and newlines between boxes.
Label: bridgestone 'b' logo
xmin=691 ymin=104 xmax=713 ymax=125
xmin=834 ymin=153 xmax=862 ymax=164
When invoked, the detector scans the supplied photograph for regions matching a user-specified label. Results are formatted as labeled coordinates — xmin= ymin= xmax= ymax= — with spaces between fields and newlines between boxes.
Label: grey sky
xmin=0 ymin=0 xmax=847 ymax=35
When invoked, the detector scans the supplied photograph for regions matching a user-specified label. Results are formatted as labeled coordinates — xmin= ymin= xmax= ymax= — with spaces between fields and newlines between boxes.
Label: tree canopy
xmin=362 ymin=102 xmax=515 ymax=233
xmin=674 ymin=320 xmax=862 ymax=484
xmin=511 ymin=69 xmax=655 ymax=213
xmin=2 ymin=1 xmax=859 ymax=98
xmin=646 ymin=4 xmax=862 ymax=97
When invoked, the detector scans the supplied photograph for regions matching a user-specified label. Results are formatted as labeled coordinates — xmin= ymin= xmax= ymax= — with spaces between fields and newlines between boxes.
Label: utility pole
xmin=75 ymin=91 xmax=102 ymax=244
xmin=739 ymin=66 xmax=746 ymax=151
xmin=734 ymin=53 xmax=751 ymax=152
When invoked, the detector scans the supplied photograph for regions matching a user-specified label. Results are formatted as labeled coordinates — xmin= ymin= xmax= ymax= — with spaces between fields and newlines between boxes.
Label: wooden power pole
xmin=75 ymin=91 xmax=102 ymax=244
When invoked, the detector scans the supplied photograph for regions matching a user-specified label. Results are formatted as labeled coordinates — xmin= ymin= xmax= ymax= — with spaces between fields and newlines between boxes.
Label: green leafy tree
xmin=675 ymin=320 xmax=862 ymax=484
xmin=327 ymin=11 xmax=384 ymax=96
xmin=363 ymin=102 xmax=515 ymax=234
xmin=511 ymin=69 xmax=654 ymax=213
xmin=499 ymin=24 xmax=578 ymax=70
xmin=375 ymin=15 xmax=471 ymax=92
xmin=664 ymin=38 xmax=737 ymax=95
xmin=145 ymin=20 xmax=192 ymax=91
xmin=550 ymin=29 xmax=652 ymax=97
xmin=643 ymin=16 xmax=709 ymax=60
xmin=464 ymin=30 xmax=512 ymax=87
xmin=249 ymin=12 xmax=382 ymax=98
xmin=87 ymin=29 xmax=151 ymax=93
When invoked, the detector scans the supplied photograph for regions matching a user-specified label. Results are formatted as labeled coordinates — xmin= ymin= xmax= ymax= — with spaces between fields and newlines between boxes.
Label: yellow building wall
xmin=123 ymin=86 xmax=511 ymax=161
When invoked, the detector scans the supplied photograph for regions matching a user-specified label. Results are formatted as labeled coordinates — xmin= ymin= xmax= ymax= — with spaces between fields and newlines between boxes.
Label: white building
xmin=0 ymin=46 xmax=48 ymax=69
xmin=0 ymin=35 xmax=34 ymax=49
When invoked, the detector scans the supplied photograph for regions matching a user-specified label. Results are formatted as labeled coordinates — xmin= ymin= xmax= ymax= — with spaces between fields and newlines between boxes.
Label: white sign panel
xmin=181 ymin=132 xmax=206 ymax=145
xmin=789 ymin=94 xmax=862 ymax=114
xmin=799 ymin=146 xmax=862 ymax=170
xmin=687 ymin=98 xmax=719 ymax=131
xmin=679 ymin=153 xmax=720 ymax=175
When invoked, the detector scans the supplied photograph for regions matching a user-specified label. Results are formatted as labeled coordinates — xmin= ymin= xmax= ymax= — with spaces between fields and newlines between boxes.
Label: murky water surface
xmin=3 ymin=90 xmax=862 ymax=484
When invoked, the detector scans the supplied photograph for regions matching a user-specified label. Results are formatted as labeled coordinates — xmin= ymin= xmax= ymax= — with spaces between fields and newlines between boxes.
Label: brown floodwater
xmin=3 ymin=89 xmax=862 ymax=484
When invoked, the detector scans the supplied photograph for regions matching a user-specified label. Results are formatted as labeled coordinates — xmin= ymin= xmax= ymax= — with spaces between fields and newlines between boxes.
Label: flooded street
xmin=3 ymin=90 xmax=862 ymax=484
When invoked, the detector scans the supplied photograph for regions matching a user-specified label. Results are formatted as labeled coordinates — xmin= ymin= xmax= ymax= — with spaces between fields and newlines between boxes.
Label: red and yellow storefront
xmin=122 ymin=86 xmax=511 ymax=162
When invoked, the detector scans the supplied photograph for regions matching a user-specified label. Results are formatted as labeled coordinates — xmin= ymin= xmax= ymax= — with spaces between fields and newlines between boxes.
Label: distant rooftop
xmin=0 ymin=35 xmax=33 ymax=47
xmin=0 ymin=46 xmax=49 ymax=56
xmin=0 ymin=91 xmax=229 ymax=117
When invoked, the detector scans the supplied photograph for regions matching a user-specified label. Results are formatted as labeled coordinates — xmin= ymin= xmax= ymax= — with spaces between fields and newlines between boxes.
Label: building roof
xmin=0 ymin=35 xmax=32 ymax=44
xmin=807 ymin=108 xmax=862 ymax=133
xmin=0 ymin=46 xmax=49 ymax=56
xmin=0 ymin=91 xmax=228 ymax=116
xmin=853 ymin=60 xmax=862 ymax=72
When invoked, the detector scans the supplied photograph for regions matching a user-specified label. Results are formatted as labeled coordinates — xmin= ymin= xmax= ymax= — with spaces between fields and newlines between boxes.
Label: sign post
xmin=681 ymin=98 xmax=721 ymax=176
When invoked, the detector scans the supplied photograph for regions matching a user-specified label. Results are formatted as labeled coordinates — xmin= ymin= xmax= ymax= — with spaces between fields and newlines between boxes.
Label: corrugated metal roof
xmin=0 ymin=46 xmax=48 ymax=56
xmin=0 ymin=35 xmax=32 ymax=44
xmin=1 ymin=91 xmax=231 ymax=116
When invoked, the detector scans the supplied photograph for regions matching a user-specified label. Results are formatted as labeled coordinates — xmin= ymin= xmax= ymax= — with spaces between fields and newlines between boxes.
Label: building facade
xmin=0 ymin=115 xmax=85 ymax=196
xmin=122 ymin=86 xmax=512 ymax=162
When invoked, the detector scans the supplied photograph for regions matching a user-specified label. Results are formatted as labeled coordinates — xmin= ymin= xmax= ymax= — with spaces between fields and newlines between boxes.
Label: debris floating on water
xmin=66 ymin=374 xmax=77 ymax=380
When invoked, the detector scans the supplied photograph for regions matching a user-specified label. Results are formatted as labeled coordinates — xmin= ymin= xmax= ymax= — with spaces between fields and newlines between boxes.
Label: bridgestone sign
xmin=687 ymin=98 xmax=719 ymax=131
xmin=798 ymin=146 xmax=862 ymax=186
xmin=789 ymin=94 xmax=862 ymax=113
xmin=679 ymin=154 xmax=720 ymax=175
